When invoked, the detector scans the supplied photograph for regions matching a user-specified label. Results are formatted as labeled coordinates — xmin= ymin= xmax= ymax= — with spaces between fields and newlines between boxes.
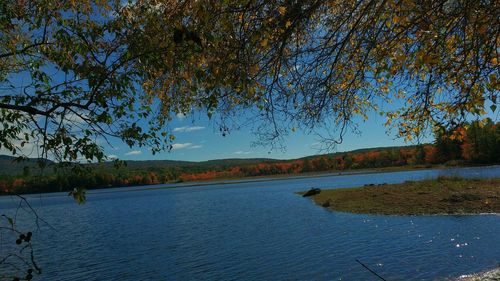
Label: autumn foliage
xmin=0 ymin=120 xmax=498 ymax=195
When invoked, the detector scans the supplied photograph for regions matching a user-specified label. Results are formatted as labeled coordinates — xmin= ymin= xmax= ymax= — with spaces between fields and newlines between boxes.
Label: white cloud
xmin=188 ymin=145 xmax=203 ymax=149
xmin=234 ymin=151 xmax=251 ymax=155
xmin=171 ymin=143 xmax=192 ymax=150
xmin=171 ymin=143 xmax=203 ymax=150
xmin=107 ymin=154 xmax=118 ymax=159
xmin=173 ymin=126 xmax=205 ymax=133
xmin=125 ymin=150 xmax=142 ymax=156
xmin=176 ymin=113 xmax=186 ymax=120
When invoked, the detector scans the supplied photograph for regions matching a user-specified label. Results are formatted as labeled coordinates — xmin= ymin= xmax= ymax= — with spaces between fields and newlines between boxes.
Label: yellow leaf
xmin=491 ymin=57 xmax=498 ymax=65
xmin=260 ymin=38 xmax=268 ymax=48
xmin=285 ymin=21 xmax=292 ymax=28
xmin=278 ymin=6 xmax=286 ymax=15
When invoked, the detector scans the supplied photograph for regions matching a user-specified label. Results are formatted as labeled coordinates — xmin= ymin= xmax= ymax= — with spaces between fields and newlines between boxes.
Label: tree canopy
xmin=1 ymin=0 xmax=498 ymax=162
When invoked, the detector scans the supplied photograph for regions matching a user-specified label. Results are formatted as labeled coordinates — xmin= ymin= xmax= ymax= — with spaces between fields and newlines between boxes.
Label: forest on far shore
xmin=1 ymin=119 xmax=498 ymax=195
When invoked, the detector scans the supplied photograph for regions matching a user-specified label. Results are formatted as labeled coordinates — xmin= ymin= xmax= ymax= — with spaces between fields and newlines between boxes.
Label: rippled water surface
xmin=1 ymin=166 xmax=499 ymax=280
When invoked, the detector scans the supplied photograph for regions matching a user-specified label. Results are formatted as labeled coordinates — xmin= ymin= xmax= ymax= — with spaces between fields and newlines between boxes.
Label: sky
xmin=6 ymin=98 xmax=493 ymax=163
xmin=3 ymin=68 xmax=496 ymax=163
xmin=108 ymin=98 xmax=498 ymax=162
xmin=107 ymin=108 xmax=433 ymax=162
xmin=0 ymin=98 xmax=437 ymax=162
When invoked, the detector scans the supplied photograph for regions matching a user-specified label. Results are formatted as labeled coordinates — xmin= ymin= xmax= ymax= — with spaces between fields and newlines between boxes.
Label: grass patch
xmin=301 ymin=177 xmax=500 ymax=215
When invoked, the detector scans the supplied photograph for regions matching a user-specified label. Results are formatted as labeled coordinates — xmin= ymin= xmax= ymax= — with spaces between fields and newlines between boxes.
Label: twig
xmin=16 ymin=195 xmax=56 ymax=231
xmin=29 ymin=244 xmax=42 ymax=274
xmin=355 ymin=259 xmax=387 ymax=281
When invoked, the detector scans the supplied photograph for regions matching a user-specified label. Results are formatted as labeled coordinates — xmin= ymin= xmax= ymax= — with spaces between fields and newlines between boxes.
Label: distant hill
xmin=297 ymin=145 xmax=421 ymax=160
xmin=0 ymin=154 xmax=279 ymax=176
xmin=0 ymin=155 xmax=54 ymax=176
xmin=104 ymin=158 xmax=277 ymax=169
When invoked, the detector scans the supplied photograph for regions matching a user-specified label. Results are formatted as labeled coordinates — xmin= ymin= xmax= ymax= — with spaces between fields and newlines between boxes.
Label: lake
xmin=1 ymin=166 xmax=499 ymax=280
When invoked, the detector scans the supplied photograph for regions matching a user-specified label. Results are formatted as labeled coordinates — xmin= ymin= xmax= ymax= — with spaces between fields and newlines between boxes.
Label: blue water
xmin=1 ymin=166 xmax=499 ymax=280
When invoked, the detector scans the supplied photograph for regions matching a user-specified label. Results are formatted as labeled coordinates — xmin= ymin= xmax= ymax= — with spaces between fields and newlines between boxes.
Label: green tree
xmin=462 ymin=119 xmax=500 ymax=163
xmin=434 ymin=127 xmax=463 ymax=162
xmin=1 ymin=1 xmax=172 ymax=163
xmin=22 ymin=166 xmax=30 ymax=177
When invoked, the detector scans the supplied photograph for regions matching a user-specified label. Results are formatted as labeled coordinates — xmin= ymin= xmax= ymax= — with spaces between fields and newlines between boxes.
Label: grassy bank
xmin=303 ymin=177 xmax=500 ymax=215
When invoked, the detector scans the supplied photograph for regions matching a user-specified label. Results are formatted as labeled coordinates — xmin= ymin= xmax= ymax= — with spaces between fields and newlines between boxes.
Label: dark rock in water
xmin=364 ymin=183 xmax=387 ymax=187
xmin=303 ymin=188 xmax=321 ymax=197
xmin=322 ymin=200 xmax=331 ymax=207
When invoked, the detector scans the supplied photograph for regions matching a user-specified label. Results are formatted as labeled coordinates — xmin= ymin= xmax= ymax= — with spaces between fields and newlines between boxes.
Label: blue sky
xmin=109 ymin=108 xmax=433 ymax=162
xmin=3 ymin=68 xmax=496 ymax=162
xmin=109 ymin=98 xmax=498 ymax=162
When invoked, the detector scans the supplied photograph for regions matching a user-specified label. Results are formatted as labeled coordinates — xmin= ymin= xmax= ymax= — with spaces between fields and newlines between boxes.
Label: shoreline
xmin=1 ymin=164 xmax=499 ymax=197
xmin=322 ymin=209 xmax=500 ymax=217
xmin=302 ymin=177 xmax=500 ymax=216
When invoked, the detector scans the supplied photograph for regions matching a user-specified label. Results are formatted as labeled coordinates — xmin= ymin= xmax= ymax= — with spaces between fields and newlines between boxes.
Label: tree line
xmin=0 ymin=119 xmax=498 ymax=195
